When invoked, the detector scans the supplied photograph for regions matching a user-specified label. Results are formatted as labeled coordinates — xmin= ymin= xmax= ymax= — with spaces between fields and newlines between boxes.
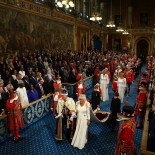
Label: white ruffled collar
xmin=10 ymin=95 xmax=18 ymax=103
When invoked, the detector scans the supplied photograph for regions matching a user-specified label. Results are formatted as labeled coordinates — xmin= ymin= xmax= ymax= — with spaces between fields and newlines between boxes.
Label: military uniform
xmin=134 ymin=87 xmax=147 ymax=127
xmin=124 ymin=67 xmax=134 ymax=94
xmin=115 ymin=106 xmax=136 ymax=155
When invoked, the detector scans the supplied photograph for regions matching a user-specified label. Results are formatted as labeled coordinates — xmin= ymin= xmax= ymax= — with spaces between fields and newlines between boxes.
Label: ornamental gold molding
xmin=108 ymin=28 xmax=154 ymax=35
xmin=0 ymin=0 xmax=75 ymax=25
xmin=0 ymin=0 xmax=107 ymax=32
xmin=52 ymin=9 xmax=75 ymax=25
xmin=76 ymin=18 xmax=91 ymax=28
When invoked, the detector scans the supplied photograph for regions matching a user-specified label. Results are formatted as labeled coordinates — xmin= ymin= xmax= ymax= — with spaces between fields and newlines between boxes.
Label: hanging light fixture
xmin=116 ymin=0 xmax=124 ymax=32
xmin=122 ymin=29 xmax=129 ymax=34
xmin=90 ymin=1 xmax=102 ymax=21
xmin=116 ymin=26 xmax=124 ymax=32
xmin=122 ymin=0 xmax=129 ymax=35
xmin=90 ymin=12 xmax=102 ymax=21
xmin=106 ymin=0 xmax=115 ymax=27
xmin=57 ymin=0 xmax=74 ymax=9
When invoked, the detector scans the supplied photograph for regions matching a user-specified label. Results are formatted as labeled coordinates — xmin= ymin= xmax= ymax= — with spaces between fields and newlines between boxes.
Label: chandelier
xmin=116 ymin=25 xmax=124 ymax=32
xmin=122 ymin=0 xmax=129 ymax=35
xmin=57 ymin=0 xmax=74 ymax=9
xmin=122 ymin=29 xmax=129 ymax=34
xmin=106 ymin=0 xmax=115 ymax=27
xmin=90 ymin=12 xmax=102 ymax=21
xmin=106 ymin=19 xmax=115 ymax=27
xmin=116 ymin=0 xmax=124 ymax=32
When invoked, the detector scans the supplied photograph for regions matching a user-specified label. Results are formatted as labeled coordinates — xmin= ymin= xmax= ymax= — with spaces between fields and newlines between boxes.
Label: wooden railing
xmin=63 ymin=75 xmax=94 ymax=98
xmin=0 ymin=76 xmax=94 ymax=143
xmin=0 ymin=94 xmax=52 ymax=143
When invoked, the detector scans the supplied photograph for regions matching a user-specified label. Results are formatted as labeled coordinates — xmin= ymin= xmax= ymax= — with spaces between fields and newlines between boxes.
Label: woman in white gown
xmin=100 ymin=69 xmax=109 ymax=102
xmin=71 ymin=94 xmax=90 ymax=149
xmin=117 ymin=73 xmax=126 ymax=103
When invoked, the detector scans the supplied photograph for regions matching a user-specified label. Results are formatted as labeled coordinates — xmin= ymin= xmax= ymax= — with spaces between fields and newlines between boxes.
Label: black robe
xmin=91 ymin=90 xmax=100 ymax=110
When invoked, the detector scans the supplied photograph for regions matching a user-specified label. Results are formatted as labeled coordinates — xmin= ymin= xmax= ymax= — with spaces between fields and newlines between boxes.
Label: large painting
xmin=0 ymin=8 xmax=73 ymax=53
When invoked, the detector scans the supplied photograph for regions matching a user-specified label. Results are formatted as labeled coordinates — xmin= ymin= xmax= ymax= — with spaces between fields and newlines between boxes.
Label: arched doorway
xmin=136 ymin=39 xmax=149 ymax=62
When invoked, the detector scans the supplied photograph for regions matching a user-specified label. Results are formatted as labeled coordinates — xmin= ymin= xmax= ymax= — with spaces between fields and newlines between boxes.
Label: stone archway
xmin=136 ymin=38 xmax=149 ymax=62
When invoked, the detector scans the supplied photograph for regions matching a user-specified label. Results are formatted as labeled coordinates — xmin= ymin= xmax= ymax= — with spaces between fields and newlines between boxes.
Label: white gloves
xmin=55 ymin=113 xmax=63 ymax=119
xmin=70 ymin=112 xmax=77 ymax=121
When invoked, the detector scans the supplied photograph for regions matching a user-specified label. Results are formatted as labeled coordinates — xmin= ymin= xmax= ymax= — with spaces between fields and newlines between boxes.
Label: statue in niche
xmin=81 ymin=33 xmax=86 ymax=50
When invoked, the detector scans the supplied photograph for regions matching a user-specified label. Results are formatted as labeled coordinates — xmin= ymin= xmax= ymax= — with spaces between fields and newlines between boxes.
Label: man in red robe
xmin=124 ymin=65 xmax=134 ymax=94
xmin=53 ymin=76 xmax=62 ymax=91
xmin=115 ymin=105 xmax=136 ymax=155
xmin=76 ymin=72 xmax=83 ymax=82
xmin=112 ymin=75 xmax=118 ymax=93
xmin=6 ymin=89 xmax=24 ymax=142
xmin=51 ymin=88 xmax=62 ymax=116
xmin=134 ymin=85 xmax=147 ymax=128
xmin=94 ymin=66 xmax=100 ymax=84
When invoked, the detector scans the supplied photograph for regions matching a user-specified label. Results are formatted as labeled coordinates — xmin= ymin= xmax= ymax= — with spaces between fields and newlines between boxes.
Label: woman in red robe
xmin=6 ymin=89 xmax=24 ymax=142
xmin=76 ymin=79 xmax=85 ymax=98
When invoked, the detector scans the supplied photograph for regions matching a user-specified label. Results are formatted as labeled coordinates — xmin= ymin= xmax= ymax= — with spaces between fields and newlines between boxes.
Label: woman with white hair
xmin=100 ymin=69 xmax=109 ymax=102
xmin=71 ymin=94 xmax=90 ymax=149
xmin=117 ymin=72 xmax=126 ymax=103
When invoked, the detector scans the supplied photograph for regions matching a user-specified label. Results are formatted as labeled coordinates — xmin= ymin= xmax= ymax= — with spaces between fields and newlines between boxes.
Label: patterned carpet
xmin=0 ymin=73 xmax=144 ymax=155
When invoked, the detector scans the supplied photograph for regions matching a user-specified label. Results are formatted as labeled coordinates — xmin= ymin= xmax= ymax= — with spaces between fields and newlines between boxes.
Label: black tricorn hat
xmin=122 ymin=106 xmax=134 ymax=117
xmin=61 ymin=88 xmax=68 ymax=96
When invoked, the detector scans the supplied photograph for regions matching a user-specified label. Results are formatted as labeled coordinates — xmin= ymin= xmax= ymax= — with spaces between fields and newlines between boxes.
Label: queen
xmin=71 ymin=94 xmax=90 ymax=149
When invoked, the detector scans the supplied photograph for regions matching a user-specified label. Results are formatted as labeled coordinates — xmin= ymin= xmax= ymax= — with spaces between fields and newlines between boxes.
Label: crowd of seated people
xmin=2 ymin=49 xmax=155 ymax=153
xmin=0 ymin=49 xmax=142 ymax=114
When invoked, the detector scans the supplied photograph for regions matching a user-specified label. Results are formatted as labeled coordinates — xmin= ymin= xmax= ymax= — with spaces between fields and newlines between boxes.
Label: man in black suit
xmin=108 ymin=92 xmax=121 ymax=131
xmin=23 ymin=75 xmax=30 ymax=90
xmin=68 ymin=69 xmax=77 ymax=84
xmin=29 ymin=72 xmax=38 ymax=87
xmin=35 ymin=79 xmax=44 ymax=99
xmin=0 ymin=80 xmax=9 ymax=115
xmin=10 ymin=70 xmax=18 ymax=90
xmin=37 ymin=57 xmax=45 ymax=74
xmin=43 ymin=76 xmax=53 ymax=95
xmin=148 ymin=113 xmax=155 ymax=152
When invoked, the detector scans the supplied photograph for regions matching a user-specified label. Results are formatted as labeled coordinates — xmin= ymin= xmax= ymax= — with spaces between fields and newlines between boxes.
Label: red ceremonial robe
xmin=115 ymin=118 xmax=136 ymax=155
xmin=6 ymin=96 xmax=24 ymax=139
